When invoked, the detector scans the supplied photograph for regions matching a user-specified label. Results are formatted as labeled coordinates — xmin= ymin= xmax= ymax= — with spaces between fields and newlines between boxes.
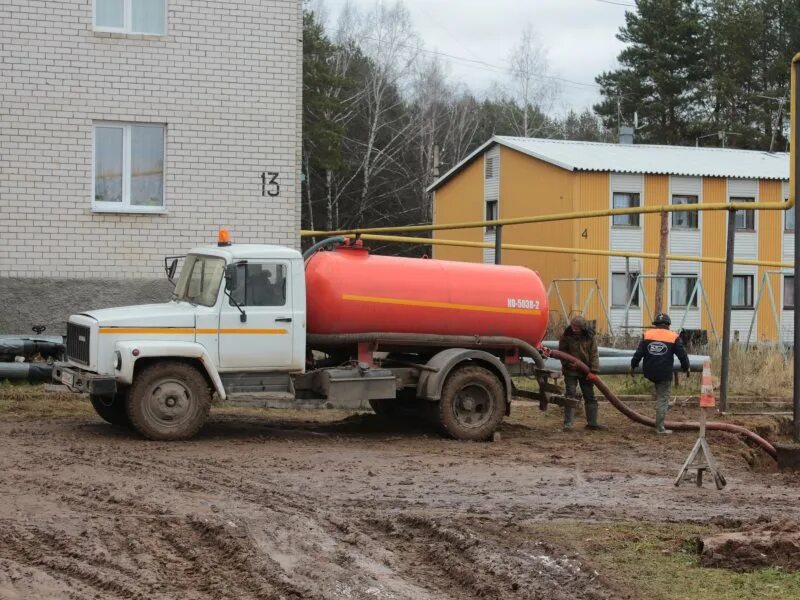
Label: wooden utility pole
xmin=654 ymin=211 xmax=669 ymax=314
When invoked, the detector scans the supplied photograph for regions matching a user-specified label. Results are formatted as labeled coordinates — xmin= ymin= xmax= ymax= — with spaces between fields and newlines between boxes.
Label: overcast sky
xmin=313 ymin=0 xmax=630 ymax=115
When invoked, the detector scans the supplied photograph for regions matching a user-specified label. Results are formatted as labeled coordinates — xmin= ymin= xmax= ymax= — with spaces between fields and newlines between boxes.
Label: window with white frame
xmin=612 ymin=192 xmax=640 ymax=227
xmin=732 ymin=197 xmax=755 ymax=231
xmin=485 ymin=199 xmax=498 ymax=232
xmin=94 ymin=0 xmax=166 ymax=34
xmin=670 ymin=275 xmax=698 ymax=307
xmin=93 ymin=123 xmax=165 ymax=211
xmin=611 ymin=272 xmax=639 ymax=307
xmin=731 ymin=274 xmax=754 ymax=309
xmin=785 ymin=275 xmax=794 ymax=310
xmin=671 ymin=195 xmax=698 ymax=229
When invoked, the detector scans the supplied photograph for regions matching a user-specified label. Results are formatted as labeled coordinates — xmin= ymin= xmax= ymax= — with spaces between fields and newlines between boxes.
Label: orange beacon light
xmin=218 ymin=228 xmax=231 ymax=247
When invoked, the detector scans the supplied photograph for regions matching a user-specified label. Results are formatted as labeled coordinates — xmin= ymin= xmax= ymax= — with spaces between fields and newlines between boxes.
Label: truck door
xmin=218 ymin=260 xmax=294 ymax=369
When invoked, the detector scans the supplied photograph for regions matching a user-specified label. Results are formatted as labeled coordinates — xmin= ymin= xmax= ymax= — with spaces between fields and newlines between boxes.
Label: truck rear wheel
xmin=127 ymin=362 xmax=210 ymax=441
xmin=437 ymin=365 xmax=505 ymax=441
xmin=90 ymin=392 xmax=130 ymax=427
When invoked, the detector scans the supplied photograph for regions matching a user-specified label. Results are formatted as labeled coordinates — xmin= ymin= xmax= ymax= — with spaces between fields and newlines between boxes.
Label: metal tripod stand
xmin=674 ymin=407 xmax=727 ymax=489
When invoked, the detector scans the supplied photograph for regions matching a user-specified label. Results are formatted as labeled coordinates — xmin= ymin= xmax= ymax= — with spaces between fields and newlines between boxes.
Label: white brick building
xmin=0 ymin=0 xmax=302 ymax=332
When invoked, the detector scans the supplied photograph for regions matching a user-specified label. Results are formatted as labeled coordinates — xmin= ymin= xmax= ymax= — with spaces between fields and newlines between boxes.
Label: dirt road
xmin=1 ymin=402 xmax=798 ymax=599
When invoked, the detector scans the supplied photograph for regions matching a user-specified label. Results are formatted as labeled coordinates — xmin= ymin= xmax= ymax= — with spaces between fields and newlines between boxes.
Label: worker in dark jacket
xmin=558 ymin=316 xmax=605 ymax=431
xmin=630 ymin=313 xmax=690 ymax=435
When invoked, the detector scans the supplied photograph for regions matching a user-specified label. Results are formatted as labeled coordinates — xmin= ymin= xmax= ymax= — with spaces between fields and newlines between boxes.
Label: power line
xmin=594 ymin=0 xmax=636 ymax=7
xmin=425 ymin=46 xmax=603 ymax=89
xmin=414 ymin=3 xmax=484 ymax=64
xmin=362 ymin=35 xmax=603 ymax=90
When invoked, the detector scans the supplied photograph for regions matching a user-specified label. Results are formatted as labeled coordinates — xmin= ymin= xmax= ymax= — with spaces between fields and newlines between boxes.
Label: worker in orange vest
xmin=630 ymin=313 xmax=690 ymax=434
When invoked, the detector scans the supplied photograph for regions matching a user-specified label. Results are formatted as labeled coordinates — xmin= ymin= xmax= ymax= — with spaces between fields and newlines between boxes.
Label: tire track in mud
xmin=158 ymin=516 xmax=322 ymax=599
xmin=361 ymin=514 xmax=623 ymax=600
xmin=2 ymin=454 xmax=359 ymax=598
xmin=0 ymin=525 xmax=150 ymax=600
xmin=6 ymin=445 xmax=317 ymax=519
xmin=0 ymin=513 xmax=324 ymax=599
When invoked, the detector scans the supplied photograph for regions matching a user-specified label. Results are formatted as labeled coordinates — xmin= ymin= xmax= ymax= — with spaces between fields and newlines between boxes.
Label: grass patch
xmin=0 ymin=382 xmax=93 ymax=419
xmin=720 ymin=346 xmax=792 ymax=398
xmin=528 ymin=520 xmax=800 ymax=600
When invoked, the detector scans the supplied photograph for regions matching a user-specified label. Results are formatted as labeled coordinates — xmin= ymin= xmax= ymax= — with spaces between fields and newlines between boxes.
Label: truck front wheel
xmin=127 ymin=362 xmax=210 ymax=441
xmin=90 ymin=391 xmax=131 ymax=427
xmin=437 ymin=365 xmax=506 ymax=441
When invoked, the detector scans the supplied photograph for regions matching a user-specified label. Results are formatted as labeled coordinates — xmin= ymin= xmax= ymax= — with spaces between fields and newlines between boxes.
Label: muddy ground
xmin=1 ymin=399 xmax=798 ymax=600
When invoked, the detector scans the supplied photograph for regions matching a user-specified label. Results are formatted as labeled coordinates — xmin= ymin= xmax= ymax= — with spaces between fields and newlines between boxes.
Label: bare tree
xmin=507 ymin=24 xmax=560 ymax=137
xmin=442 ymin=88 xmax=481 ymax=165
xmin=412 ymin=54 xmax=449 ymax=222
xmin=412 ymin=58 xmax=481 ymax=222
xmin=333 ymin=1 xmax=421 ymax=228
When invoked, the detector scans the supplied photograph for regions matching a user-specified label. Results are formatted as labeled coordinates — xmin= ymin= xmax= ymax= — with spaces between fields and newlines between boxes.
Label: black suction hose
xmin=303 ymin=236 xmax=347 ymax=261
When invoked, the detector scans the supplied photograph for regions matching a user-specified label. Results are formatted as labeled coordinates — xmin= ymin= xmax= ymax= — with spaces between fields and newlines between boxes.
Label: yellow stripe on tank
xmin=341 ymin=294 xmax=542 ymax=315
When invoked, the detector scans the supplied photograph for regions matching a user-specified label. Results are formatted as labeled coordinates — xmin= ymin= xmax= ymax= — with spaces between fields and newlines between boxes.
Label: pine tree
xmin=594 ymin=0 xmax=707 ymax=145
xmin=302 ymin=10 xmax=346 ymax=232
xmin=303 ymin=11 xmax=345 ymax=174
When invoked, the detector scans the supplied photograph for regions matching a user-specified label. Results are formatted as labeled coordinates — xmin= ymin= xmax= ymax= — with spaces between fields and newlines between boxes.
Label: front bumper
xmin=52 ymin=363 xmax=116 ymax=396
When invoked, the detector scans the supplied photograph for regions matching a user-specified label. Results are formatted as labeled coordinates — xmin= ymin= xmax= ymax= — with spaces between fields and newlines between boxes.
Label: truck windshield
xmin=173 ymin=255 xmax=226 ymax=307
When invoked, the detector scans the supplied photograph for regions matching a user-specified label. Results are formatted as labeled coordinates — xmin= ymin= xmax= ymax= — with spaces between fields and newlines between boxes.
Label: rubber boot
xmin=584 ymin=403 xmax=608 ymax=431
xmin=655 ymin=404 xmax=673 ymax=435
xmin=563 ymin=406 xmax=575 ymax=431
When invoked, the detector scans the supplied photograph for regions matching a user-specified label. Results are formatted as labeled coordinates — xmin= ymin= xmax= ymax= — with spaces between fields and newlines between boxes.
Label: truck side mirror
xmin=167 ymin=258 xmax=178 ymax=282
xmin=224 ymin=264 xmax=237 ymax=290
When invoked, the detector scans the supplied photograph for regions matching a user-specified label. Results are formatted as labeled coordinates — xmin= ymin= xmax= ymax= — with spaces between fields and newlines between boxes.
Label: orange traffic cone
xmin=699 ymin=359 xmax=715 ymax=408
xmin=675 ymin=358 xmax=726 ymax=489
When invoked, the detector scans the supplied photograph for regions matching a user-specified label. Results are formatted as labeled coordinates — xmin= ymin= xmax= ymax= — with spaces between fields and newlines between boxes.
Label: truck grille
xmin=66 ymin=323 xmax=90 ymax=365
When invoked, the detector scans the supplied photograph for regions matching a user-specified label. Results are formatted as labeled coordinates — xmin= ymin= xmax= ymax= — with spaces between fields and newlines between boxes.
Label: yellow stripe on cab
xmin=99 ymin=327 xmax=287 ymax=335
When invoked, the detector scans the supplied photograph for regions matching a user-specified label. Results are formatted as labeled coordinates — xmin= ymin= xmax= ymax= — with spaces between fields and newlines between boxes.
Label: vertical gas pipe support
xmin=654 ymin=211 xmax=669 ymax=314
xmin=793 ymin=56 xmax=800 ymax=443
xmin=494 ymin=224 xmax=503 ymax=265
xmin=719 ymin=208 xmax=737 ymax=413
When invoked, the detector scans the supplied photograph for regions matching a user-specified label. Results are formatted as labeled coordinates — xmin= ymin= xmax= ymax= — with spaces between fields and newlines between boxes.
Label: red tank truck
xmin=52 ymin=233 xmax=566 ymax=441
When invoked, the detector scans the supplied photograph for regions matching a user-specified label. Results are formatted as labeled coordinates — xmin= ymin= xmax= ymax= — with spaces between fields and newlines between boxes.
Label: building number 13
xmin=261 ymin=172 xmax=280 ymax=197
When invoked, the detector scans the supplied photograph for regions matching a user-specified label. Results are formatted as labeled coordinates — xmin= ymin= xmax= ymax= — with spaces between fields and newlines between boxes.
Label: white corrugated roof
xmin=428 ymin=136 xmax=789 ymax=192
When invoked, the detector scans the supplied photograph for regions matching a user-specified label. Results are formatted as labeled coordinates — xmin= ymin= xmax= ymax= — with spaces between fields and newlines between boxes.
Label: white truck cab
xmin=60 ymin=243 xmax=306 ymax=388
xmin=55 ymin=239 xmax=315 ymax=439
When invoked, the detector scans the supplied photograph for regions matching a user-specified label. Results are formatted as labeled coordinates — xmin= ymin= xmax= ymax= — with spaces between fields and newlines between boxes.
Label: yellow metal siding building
xmin=431 ymin=137 xmax=791 ymax=343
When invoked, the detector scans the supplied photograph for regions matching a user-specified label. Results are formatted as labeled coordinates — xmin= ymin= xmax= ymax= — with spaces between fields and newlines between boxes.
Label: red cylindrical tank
xmin=305 ymin=245 xmax=549 ymax=346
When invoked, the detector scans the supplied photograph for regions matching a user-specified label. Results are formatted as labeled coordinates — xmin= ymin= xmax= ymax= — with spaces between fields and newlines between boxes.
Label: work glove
xmin=684 ymin=367 xmax=691 ymax=376
xmin=586 ymin=373 xmax=599 ymax=384
xmin=628 ymin=368 xmax=636 ymax=378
